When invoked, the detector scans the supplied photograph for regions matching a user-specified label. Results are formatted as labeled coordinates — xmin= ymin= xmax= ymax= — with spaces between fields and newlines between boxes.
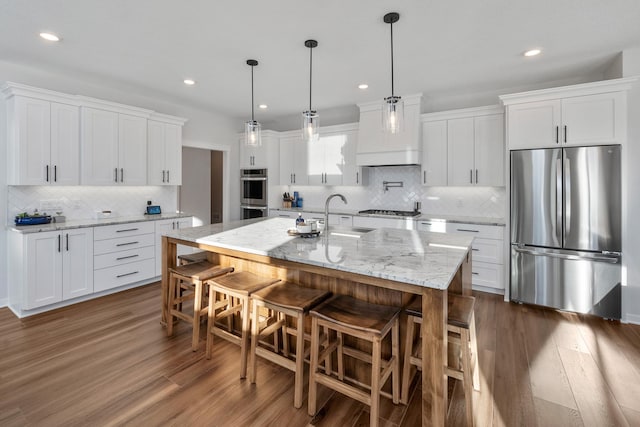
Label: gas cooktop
xmin=358 ymin=209 xmax=421 ymax=217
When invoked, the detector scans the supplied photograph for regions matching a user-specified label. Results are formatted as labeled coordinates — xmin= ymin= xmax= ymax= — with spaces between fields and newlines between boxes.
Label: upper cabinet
xmin=500 ymin=78 xmax=635 ymax=150
xmin=2 ymin=82 xmax=186 ymax=187
xmin=239 ymin=130 xmax=279 ymax=170
xmin=81 ymin=107 xmax=148 ymax=185
xmin=356 ymin=94 xmax=422 ymax=166
xmin=279 ymin=133 xmax=308 ymax=185
xmin=148 ymin=113 xmax=187 ymax=185
xmin=421 ymin=105 xmax=505 ymax=187
xmin=308 ymin=124 xmax=362 ymax=186
xmin=3 ymin=84 xmax=80 ymax=186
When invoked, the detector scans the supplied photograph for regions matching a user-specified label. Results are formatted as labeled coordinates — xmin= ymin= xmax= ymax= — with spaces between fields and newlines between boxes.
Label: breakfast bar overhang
xmin=161 ymin=217 xmax=473 ymax=427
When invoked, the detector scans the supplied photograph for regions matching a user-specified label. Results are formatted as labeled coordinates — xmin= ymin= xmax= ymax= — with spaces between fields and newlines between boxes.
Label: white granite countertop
xmin=164 ymin=217 xmax=473 ymax=290
xmin=270 ymin=207 xmax=505 ymax=226
xmin=8 ymin=212 xmax=192 ymax=234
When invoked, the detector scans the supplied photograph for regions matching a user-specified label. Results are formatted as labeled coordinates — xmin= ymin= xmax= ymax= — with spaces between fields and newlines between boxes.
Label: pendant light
xmin=382 ymin=12 xmax=404 ymax=134
xmin=302 ymin=39 xmax=319 ymax=142
xmin=245 ymin=59 xmax=262 ymax=147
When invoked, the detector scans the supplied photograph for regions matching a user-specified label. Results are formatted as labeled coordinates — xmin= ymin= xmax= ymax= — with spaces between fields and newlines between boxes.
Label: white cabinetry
xmin=93 ymin=222 xmax=155 ymax=292
xmin=421 ymin=106 xmax=504 ymax=186
xmin=356 ymin=94 xmax=422 ymax=166
xmin=352 ymin=216 xmax=414 ymax=230
xmin=308 ymin=132 xmax=344 ymax=185
xmin=154 ymin=217 xmax=193 ymax=275
xmin=8 ymin=228 xmax=93 ymax=311
xmin=501 ymin=79 xmax=632 ymax=150
xmin=4 ymin=91 xmax=80 ymax=185
xmin=445 ymin=222 xmax=505 ymax=293
xmin=148 ymin=114 xmax=186 ymax=185
xmin=81 ymin=105 xmax=149 ymax=185
xmin=279 ymin=134 xmax=308 ymax=185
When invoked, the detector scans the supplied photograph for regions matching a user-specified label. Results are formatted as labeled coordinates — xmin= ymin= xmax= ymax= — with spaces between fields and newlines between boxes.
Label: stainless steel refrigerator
xmin=510 ymin=145 xmax=621 ymax=319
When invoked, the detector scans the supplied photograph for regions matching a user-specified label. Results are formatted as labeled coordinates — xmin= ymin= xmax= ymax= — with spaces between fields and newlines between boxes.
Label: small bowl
xmin=297 ymin=224 xmax=312 ymax=233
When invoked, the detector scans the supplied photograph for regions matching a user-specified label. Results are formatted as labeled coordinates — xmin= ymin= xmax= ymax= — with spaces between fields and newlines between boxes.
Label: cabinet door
xmin=164 ymin=123 xmax=182 ymax=185
xmin=507 ymin=100 xmax=561 ymax=149
xmin=280 ymin=135 xmax=308 ymax=185
xmin=81 ymin=108 xmax=119 ymax=185
xmin=62 ymin=228 xmax=94 ymax=300
xmin=447 ymin=118 xmax=475 ymax=186
xmin=561 ymin=92 xmax=624 ymax=146
xmin=322 ymin=133 xmax=345 ymax=185
xmin=474 ymin=114 xmax=504 ymax=186
xmin=293 ymin=139 xmax=308 ymax=185
xmin=147 ymin=120 xmax=166 ymax=185
xmin=50 ymin=102 xmax=80 ymax=185
xmin=25 ymin=232 xmax=62 ymax=309
xmin=341 ymin=130 xmax=363 ymax=186
xmin=118 ymin=114 xmax=147 ymax=185
xmin=13 ymin=97 xmax=51 ymax=185
xmin=421 ymin=121 xmax=448 ymax=186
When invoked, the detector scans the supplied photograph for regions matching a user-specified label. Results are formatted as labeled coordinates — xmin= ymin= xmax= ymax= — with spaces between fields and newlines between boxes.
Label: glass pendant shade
xmin=302 ymin=110 xmax=319 ymax=142
xmin=245 ymin=119 xmax=262 ymax=147
xmin=382 ymin=95 xmax=404 ymax=134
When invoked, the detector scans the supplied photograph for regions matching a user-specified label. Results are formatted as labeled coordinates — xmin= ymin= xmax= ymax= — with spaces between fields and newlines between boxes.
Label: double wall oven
xmin=240 ymin=168 xmax=268 ymax=219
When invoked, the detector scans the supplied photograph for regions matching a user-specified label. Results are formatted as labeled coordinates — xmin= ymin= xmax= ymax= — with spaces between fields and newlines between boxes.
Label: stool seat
xmin=178 ymin=251 xmax=209 ymax=265
xmin=210 ymin=271 xmax=280 ymax=295
xmin=311 ymin=294 xmax=401 ymax=336
xmin=252 ymin=282 xmax=331 ymax=312
xmin=169 ymin=261 xmax=233 ymax=281
xmin=405 ymin=294 xmax=476 ymax=329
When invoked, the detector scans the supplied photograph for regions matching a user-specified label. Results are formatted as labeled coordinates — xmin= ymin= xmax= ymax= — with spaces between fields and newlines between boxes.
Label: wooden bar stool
xmin=205 ymin=271 xmax=280 ymax=378
xmin=166 ymin=261 xmax=234 ymax=351
xmin=249 ymin=282 xmax=331 ymax=408
xmin=177 ymin=251 xmax=209 ymax=265
xmin=308 ymin=294 xmax=401 ymax=427
xmin=401 ymin=294 xmax=480 ymax=426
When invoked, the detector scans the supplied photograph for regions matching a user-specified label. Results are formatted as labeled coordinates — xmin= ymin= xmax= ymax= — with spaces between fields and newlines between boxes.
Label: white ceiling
xmin=1 ymin=0 xmax=639 ymax=130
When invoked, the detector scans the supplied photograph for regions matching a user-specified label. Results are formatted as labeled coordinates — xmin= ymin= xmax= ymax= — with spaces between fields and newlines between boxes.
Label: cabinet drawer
xmin=94 ymin=245 xmax=154 ymax=270
xmin=445 ymin=222 xmax=504 ymax=240
xmin=94 ymin=258 xmax=155 ymax=292
xmin=470 ymin=261 xmax=504 ymax=290
xmin=471 ymin=238 xmax=503 ymax=264
xmin=94 ymin=233 xmax=155 ymax=255
xmin=94 ymin=221 xmax=155 ymax=240
xmin=415 ymin=220 xmax=447 ymax=233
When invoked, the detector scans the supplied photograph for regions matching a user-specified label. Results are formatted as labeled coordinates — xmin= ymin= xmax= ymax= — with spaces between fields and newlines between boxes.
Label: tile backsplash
xmin=274 ymin=165 xmax=506 ymax=218
xmin=7 ymin=186 xmax=178 ymax=222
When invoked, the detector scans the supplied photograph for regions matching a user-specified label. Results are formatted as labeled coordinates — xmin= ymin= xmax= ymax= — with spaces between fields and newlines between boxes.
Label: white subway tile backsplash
xmin=7 ymin=186 xmax=178 ymax=223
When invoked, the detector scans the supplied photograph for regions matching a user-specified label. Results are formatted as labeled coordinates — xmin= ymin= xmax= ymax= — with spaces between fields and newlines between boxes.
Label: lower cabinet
xmin=352 ymin=216 xmax=415 ymax=230
xmin=8 ymin=228 xmax=94 ymax=311
xmin=154 ymin=217 xmax=193 ymax=275
xmin=93 ymin=222 xmax=156 ymax=292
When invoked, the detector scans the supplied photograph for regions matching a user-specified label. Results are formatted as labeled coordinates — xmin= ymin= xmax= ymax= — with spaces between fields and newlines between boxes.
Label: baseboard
xmin=472 ymin=284 xmax=505 ymax=296
xmin=622 ymin=313 xmax=640 ymax=325
xmin=0 ymin=297 xmax=7 ymax=308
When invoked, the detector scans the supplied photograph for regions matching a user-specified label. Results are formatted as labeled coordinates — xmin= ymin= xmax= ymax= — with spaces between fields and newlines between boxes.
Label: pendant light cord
xmin=390 ymin=20 xmax=395 ymax=97
xmin=251 ymin=65 xmax=255 ymax=121
xmin=309 ymin=46 xmax=313 ymax=111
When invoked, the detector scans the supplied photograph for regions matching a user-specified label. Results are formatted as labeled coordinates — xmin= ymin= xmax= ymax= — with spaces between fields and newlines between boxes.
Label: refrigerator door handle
xmin=565 ymin=156 xmax=571 ymax=238
xmin=556 ymin=158 xmax=562 ymax=244
xmin=513 ymin=247 xmax=619 ymax=264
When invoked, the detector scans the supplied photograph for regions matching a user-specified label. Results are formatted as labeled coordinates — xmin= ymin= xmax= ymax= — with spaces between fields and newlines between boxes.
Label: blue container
xmin=297 ymin=197 xmax=303 ymax=208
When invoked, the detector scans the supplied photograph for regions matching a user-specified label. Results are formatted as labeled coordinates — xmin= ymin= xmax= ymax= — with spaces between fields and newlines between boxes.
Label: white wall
xmin=621 ymin=49 xmax=640 ymax=324
xmin=180 ymin=147 xmax=211 ymax=227
xmin=0 ymin=60 xmax=239 ymax=306
xmin=0 ymin=93 xmax=7 ymax=307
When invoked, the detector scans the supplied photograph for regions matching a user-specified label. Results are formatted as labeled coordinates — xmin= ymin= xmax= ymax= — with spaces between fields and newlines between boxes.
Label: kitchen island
xmin=161 ymin=217 xmax=473 ymax=427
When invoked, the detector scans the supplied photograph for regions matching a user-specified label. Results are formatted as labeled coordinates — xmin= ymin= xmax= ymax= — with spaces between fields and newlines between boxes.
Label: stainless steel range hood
xmin=356 ymin=94 xmax=422 ymax=166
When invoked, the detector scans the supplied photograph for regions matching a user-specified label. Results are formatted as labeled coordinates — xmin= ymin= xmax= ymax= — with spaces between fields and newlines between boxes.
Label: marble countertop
xmin=164 ymin=217 xmax=473 ymax=290
xmin=8 ymin=212 xmax=192 ymax=234
xmin=271 ymin=207 xmax=505 ymax=226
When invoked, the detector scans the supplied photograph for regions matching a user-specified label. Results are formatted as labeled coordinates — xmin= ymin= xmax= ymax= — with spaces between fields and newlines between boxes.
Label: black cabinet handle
xmin=66 ymin=233 xmax=69 ymax=251
xmin=470 ymin=169 xmax=473 ymax=184
xmin=457 ymin=228 xmax=479 ymax=233
xmin=162 ymin=170 xmax=165 ymax=183
xmin=114 ymin=168 xmax=118 ymax=183
xmin=475 ymin=169 xmax=478 ymax=184
xmin=116 ymin=241 xmax=139 ymax=247
xmin=356 ymin=171 xmax=359 ymax=184
xmin=46 ymin=165 xmax=49 ymax=182
xmin=116 ymin=254 xmax=139 ymax=261
xmin=423 ymin=170 xmax=426 ymax=184
xmin=117 ymin=271 xmax=139 ymax=278
xmin=120 ymin=168 xmax=124 ymax=183
xmin=564 ymin=125 xmax=567 ymax=143
xmin=167 ymin=170 xmax=169 ymax=183
xmin=472 ymin=272 xmax=480 ymax=275
xmin=57 ymin=234 xmax=61 ymax=252
xmin=556 ymin=126 xmax=559 ymax=144
xmin=54 ymin=165 xmax=57 ymax=182
xmin=116 ymin=228 xmax=139 ymax=233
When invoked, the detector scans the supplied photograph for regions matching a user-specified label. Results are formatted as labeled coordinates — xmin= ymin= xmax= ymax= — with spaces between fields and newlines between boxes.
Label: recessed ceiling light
xmin=358 ymin=84 xmax=369 ymax=90
xmin=39 ymin=32 xmax=60 ymax=42
xmin=183 ymin=79 xmax=196 ymax=85
xmin=524 ymin=49 xmax=541 ymax=57
xmin=258 ymin=104 xmax=268 ymax=109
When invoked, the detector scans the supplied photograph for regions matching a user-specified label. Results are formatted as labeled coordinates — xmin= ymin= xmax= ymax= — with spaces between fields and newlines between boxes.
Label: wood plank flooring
xmin=1 ymin=283 xmax=639 ymax=426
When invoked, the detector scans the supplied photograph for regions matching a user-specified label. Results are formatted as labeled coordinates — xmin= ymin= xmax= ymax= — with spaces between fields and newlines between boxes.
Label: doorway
xmin=211 ymin=150 xmax=223 ymax=223
xmin=180 ymin=147 xmax=224 ymax=226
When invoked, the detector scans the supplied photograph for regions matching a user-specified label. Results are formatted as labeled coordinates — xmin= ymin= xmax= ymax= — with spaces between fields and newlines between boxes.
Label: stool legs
xmin=192 ymin=279 xmax=203 ymax=351
xmin=240 ymin=296 xmax=251 ymax=378
xmin=294 ymin=312 xmax=305 ymax=408
xmin=370 ymin=337 xmax=381 ymax=427
xmin=401 ymin=314 xmax=418 ymax=404
xmin=308 ymin=315 xmax=320 ymax=417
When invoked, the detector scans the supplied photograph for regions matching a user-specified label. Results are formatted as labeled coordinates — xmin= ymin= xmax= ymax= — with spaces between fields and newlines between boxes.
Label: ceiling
xmin=1 ymin=0 xmax=639 ymax=131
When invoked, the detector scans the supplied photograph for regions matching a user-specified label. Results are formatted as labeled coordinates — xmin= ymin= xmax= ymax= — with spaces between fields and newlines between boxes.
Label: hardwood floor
xmin=1 ymin=283 xmax=639 ymax=426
